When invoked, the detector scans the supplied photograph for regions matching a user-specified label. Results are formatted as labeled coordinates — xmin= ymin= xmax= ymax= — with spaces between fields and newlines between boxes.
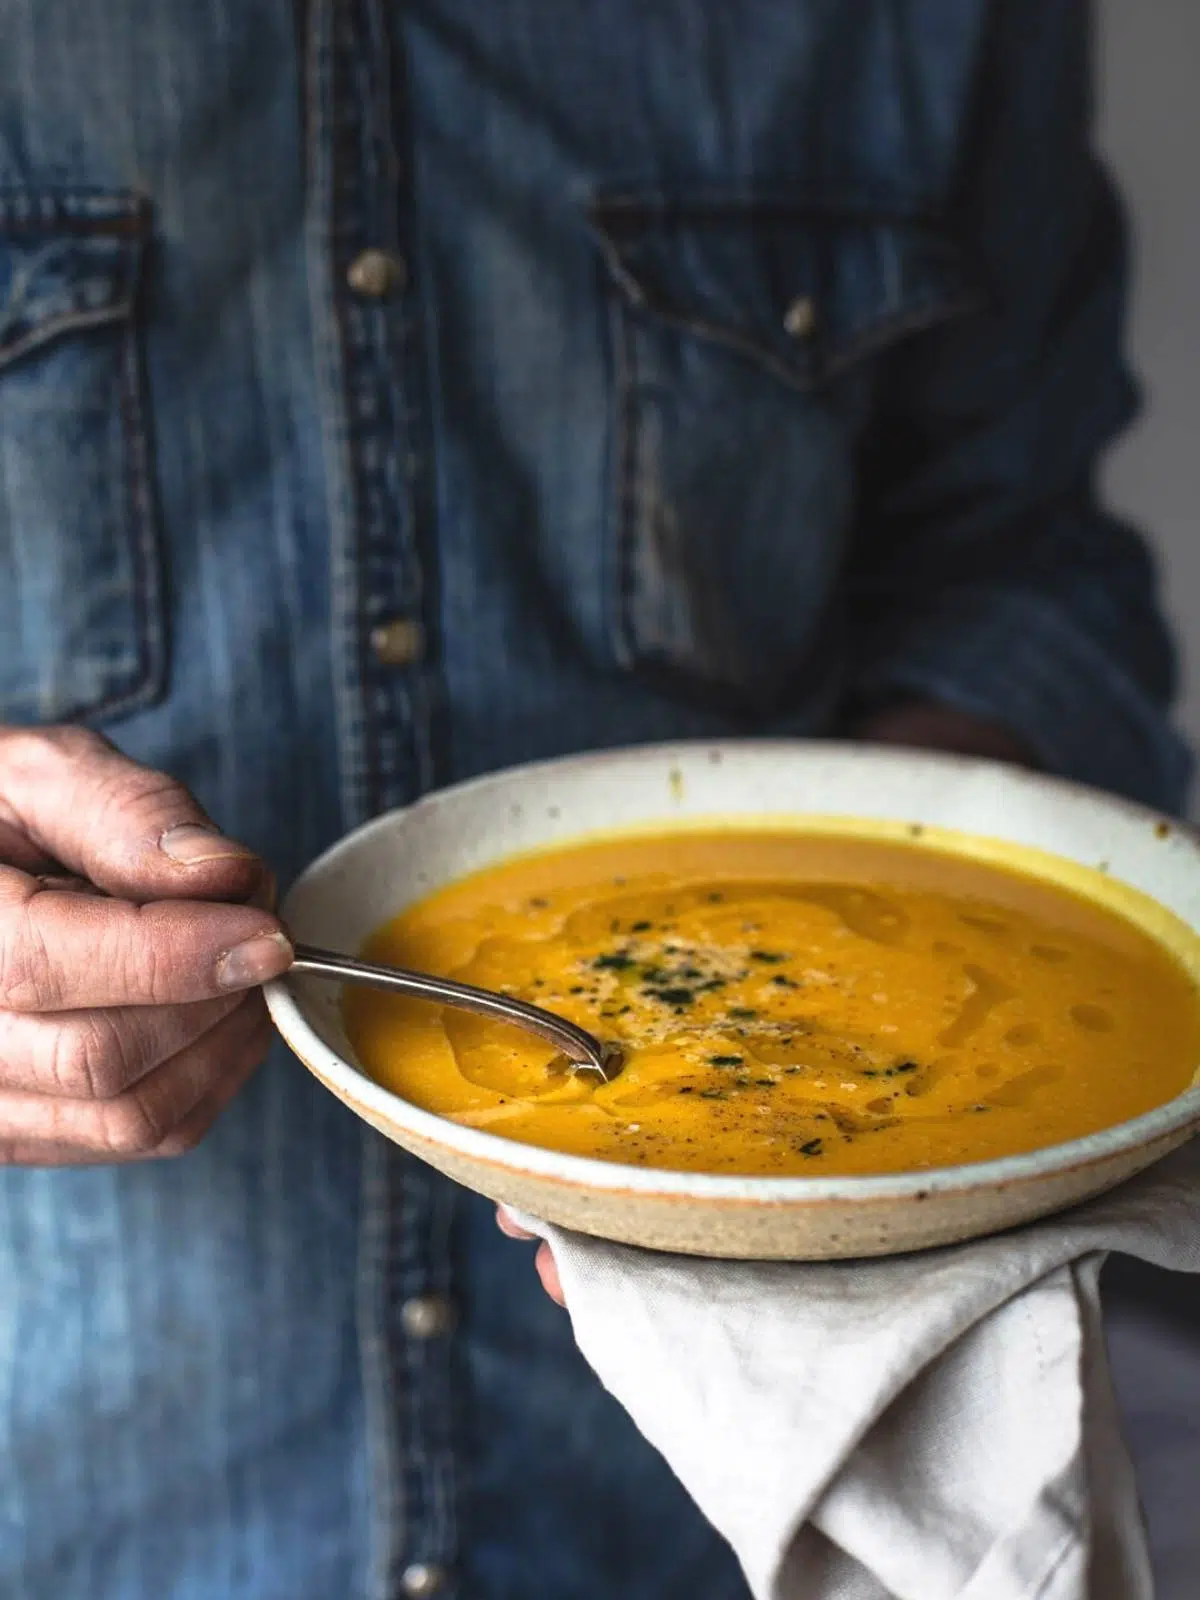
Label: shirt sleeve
xmin=842 ymin=0 xmax=1191 ymax=814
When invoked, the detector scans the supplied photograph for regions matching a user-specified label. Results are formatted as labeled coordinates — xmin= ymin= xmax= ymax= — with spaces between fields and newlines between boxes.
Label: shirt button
xmin=782 ymin=295 xmax=816 ymax=338
xmin=401 ymin=1294 xmax=455 ymax=1339
xmin=370 ymin=618 xmax=425 ymax=667
xmin=400 ymin=1563 xmax=448 ymax=1596
xmin=346 ymin=247 xmax=407 ymax=298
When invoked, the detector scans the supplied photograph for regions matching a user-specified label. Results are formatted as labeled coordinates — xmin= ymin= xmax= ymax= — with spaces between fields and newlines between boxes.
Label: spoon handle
xmin=288 ymin=942 xmax=615 ymax=1078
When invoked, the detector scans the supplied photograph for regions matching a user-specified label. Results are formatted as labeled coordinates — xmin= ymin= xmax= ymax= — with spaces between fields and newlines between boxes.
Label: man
xmin=0 ymin=2 xmax=1187 ymax=1596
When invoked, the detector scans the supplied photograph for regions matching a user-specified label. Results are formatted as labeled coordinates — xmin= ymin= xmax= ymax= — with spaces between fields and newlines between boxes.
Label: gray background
xmin=1098 ymin=0 xmax=1200 ymax=808
xmin=1096 ymin=14 xmax=1199 ymax=1589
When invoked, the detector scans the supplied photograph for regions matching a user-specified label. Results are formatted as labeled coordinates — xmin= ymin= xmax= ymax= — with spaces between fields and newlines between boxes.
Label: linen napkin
xmin=513 ymin=1140 xmax=1200 ymax=1600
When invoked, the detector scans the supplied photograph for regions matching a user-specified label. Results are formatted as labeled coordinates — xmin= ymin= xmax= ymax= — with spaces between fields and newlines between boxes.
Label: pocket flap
xmin=0 ymin=191 xmax=151 ymax=371
xmin=589 ymin=192 xmax=976 ymax=389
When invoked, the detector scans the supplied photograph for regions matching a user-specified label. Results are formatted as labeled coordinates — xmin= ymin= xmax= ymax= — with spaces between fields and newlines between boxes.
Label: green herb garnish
xmin=650 ymin=986 xmax=696 ymax=1007
xmin=593 ymin=952 xmax=636 ymax=972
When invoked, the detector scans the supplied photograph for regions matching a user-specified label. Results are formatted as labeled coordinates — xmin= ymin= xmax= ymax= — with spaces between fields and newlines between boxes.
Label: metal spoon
xmin=288 ymin=943 xmax=623 ymax=1081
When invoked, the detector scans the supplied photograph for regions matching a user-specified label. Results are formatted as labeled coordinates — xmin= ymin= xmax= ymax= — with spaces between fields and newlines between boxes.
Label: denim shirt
xmin=0 ymin=3 xmax=1188 ymax=1597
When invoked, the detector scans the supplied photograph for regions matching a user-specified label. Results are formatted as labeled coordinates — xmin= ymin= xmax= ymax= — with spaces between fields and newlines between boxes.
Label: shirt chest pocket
xmin=591 ymin=195 xmax=975 ymax=715
xmin=0 ymin=192 xmax=164 ymax=728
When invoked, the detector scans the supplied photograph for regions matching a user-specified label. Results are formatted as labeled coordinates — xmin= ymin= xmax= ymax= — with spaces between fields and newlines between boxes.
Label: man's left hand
xmin=496 ymin=1206 xmax=565 ymax=1304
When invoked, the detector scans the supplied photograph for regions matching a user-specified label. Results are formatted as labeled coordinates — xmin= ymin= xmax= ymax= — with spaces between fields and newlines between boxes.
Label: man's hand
xmin=0 ymin=725 xmax=292 ymax=1165
xmin=496 ymin=1208 xmax=565 ymax=1305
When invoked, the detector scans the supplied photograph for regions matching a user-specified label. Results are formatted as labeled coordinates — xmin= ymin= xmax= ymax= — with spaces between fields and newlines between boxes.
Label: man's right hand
xmin=0 ymin=725 xmax=293 ymax=1165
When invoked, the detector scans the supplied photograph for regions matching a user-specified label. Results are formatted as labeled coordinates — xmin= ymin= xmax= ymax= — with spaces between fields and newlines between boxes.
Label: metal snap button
xmin=782 ymin=295 xmax=816 ymax=338
xmin=370 ymin=618 xmax=426 ymax=668
xmin=346 ymin=248 xmax=407 ymax=298
xmin=401 ymin=1294 xmax=455 ymax=1339
xmin=400 ymin=1562 xmax=448 ymax=1596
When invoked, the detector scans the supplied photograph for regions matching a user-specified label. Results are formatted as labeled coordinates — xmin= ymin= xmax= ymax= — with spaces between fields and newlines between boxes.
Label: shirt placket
xmin=306 ymin=3 xmax=459 ymax=1597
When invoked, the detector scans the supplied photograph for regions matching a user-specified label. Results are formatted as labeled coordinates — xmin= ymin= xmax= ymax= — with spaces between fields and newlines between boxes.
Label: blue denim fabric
xmin=0 ymin=2 xmax=1188 ymax=1596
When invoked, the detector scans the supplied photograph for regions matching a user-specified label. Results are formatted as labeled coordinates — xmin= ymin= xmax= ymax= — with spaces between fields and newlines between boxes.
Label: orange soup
xmin=343 ymin=830 xmax=1200 ymax=1176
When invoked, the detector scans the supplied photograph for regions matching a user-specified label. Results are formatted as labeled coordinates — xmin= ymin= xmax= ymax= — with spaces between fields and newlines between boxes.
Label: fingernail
xmin=216 ymin=932 xmax=294 ymax=991
xmin=160 ymin=823 xmax=256 ymax=867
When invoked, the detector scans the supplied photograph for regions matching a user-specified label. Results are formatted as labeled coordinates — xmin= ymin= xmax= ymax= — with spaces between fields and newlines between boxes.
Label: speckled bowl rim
xmin=266 ymin=741 xmax=1200 ymax=1208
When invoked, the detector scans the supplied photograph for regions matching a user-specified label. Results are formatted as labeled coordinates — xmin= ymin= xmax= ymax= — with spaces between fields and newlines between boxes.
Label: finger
xmin=0 ymin=874 xmax=292 ymax=1011
xmin=0 ymin=817 xmax=56 ymax=874
xmin=535 ymin=1242 xmax=565 ymax=1306
xmin=0 ymin=726 xmax=265 ymax=903
xmin=144 ymin=1041 xmax=263 ymax=1158
xmin=496 ymin=1207 xmax=564 ymax=1303
xmin=0 ymin=1046 xmax=263 ymax=1167
xmin=33 ymin=874 xmax=104 ymax=896
xmin=496 ymin=1205 xmax=537 ymax=1240
xmin=0 ymin=992 xmax=248 ymax=1097
xmin=0 ymin=990 xmax=272 ymax=1163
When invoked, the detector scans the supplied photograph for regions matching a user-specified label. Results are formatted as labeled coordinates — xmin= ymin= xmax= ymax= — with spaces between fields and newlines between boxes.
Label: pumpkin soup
xmin=343 ymin=830 xmax=1200 ymax=1176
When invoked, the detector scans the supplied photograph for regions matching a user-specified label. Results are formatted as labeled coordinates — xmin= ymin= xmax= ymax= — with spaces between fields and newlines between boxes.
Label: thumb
xmin=0 ymin=726 xmax=267 ymax=904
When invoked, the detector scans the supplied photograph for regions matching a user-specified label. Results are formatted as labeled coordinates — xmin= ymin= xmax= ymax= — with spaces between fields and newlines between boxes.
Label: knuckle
xmin=5 ymin=725 xmax=201 ymax=848
xmin=6 ymin=724 xmax=110 ymax=776
xmin=137 ymin=934 xmax=172 ymax=1006
xmin=97 ymin=908 xmax=172 ymax=1009
xmin=0 ymin=950 xmax=36 ymax=1012
xmin=153 ymin=1118 xmax=212 ymax=1159
xmin=50 ymin=1014 xmax=139 ymax=1100
xmin=101 ymin=1093 xmax=166 ymax=1158
xmin=94 ymin=764 xmax=196 ymax=832
xmin=0 ymin=911 xmax=57 ymax=1012
xmin=43 ymin=1024 xmax=97 ymax=1099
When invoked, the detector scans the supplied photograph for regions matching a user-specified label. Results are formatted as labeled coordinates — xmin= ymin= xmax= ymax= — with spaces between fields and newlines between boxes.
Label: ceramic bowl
xmin=265 ymin=741 xmax=1200 ymax=1259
